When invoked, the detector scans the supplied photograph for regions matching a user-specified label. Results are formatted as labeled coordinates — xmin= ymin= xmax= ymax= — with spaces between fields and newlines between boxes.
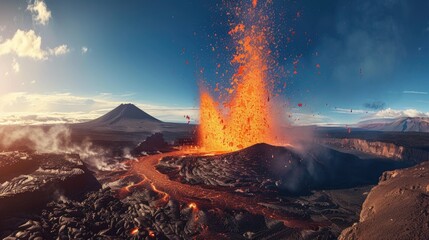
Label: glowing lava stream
xmin=133 ymin=151 xmax=328 ymax=230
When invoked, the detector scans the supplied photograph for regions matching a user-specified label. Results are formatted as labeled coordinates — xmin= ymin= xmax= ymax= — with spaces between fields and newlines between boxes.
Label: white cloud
xmin=370 ymin=108 xmax=429 ymax=118
xmin=12 ymin=58 xmax=20 ymax=73
xmin=27 ymin=0 xmax=52 ymax=25
xmin=289 ymin=112 xmax=332 ymax=126
xmin=403 ymin=90 xmax=428 ymax=95
xmin=332 ymin=107 xmax=370 ymax=115
xmin=49 ymin=44 xmax=70 ymax=56
xmin=0 ymin=29 xmax=70 ymax=60
xmin=0 ymin=26 xmax=5 ymax=42
xmin=31 ymin=80 xmax=36 ymax=84
xmin=81 ymin=47 xmax=88 ymax=54
xmin=0 ymin=92 xmax=198 ymax=125
xmin=0 ymin=29 xmax=46 ymax=60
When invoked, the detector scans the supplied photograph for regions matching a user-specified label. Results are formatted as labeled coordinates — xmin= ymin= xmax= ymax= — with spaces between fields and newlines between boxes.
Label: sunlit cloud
xmin=12 ymin=58 xmax=20 ymax=73
xmin=332 ymin=107 xmax=370 ymax=115
xmin=0 ymin=92 xmax=198 ymax=125
xmin=49 ymin=44 xmax=70 ymax=56
xmin=289 ymin=111 xmax=333 ymax=126
xmin=369 ymin=108 xmax=429 ymax=118
xmin=27 ymin=0 xmax=52 ymax=26
xmin=81 ymin=46 xmax=88 ymax=54
xmin=0 ymin=29 xmax=46 ymax=60
xmin=0 ymin=29 xmax=70 ymax=60
xmin=403 ymin=90 xmax=428 ymax=95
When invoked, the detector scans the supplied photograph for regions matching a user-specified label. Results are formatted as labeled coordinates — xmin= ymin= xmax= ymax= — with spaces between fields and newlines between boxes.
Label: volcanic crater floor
xmin=1 ymin=142 xmax=407 ymax=239
xmin=129 ymin=143 xmax=379 ymax=239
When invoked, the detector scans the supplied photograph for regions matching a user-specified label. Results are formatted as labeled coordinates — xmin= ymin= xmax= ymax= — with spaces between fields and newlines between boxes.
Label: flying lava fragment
xmin=130 ymin=228 xmax=139 ymax=235
xmin=198 ymin=0 xmax=285 ymax=152
xmin=252 ymin=0 xmax=257 ymax=8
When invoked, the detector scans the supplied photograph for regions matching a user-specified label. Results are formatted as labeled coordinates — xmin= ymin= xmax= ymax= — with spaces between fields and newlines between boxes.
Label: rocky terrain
xmin=1 ymin=108 xmax=429 ymax=239
xmin=0 ymin=152 xmax=99 ymax=216
xmin=157 ymin=143 xmax=408 ymax=194
xmin=339 ymin=161 xmax=429 ymax=240
xmin=0 ymin=171 xmax=304 ymax=239
xmin=132 ymin=133 xmax=173 ymax=155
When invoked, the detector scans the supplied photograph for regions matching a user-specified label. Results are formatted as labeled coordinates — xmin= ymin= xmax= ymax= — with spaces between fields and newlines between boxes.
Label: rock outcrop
xmin=339 ymin=162 xmax=429 ymax=240
xmin=320 ymin=138 xmax=429 ymax=163
xmin=132 ymin=133 xmax=172 ymax=155
xmin=0 ymin=152 xmax=100 ymax=217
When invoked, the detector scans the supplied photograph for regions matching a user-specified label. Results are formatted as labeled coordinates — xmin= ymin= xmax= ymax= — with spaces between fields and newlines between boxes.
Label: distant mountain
xmin=358 ymin=117 xmax=429 ymax=132
xmin=74 ymin=104 xmax=194 ymax=134
xmin=85 ymin=103 xmax=161 ymax=126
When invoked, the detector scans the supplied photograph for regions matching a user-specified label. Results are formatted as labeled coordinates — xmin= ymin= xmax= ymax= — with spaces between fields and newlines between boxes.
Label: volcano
xmin=77 ymin=103 xmax=161 ymax=129
xmin=74 ymin=104 xmax=194 ymax=137
xmin=157 ymin=143 xmax=409 ymax=194
xmin=90 ymin=103 xmax=162 ymax=125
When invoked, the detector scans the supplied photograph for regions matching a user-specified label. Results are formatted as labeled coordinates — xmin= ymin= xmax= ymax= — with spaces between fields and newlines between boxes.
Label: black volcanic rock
xmin=2 ymin=176 xmax=313 ymax=240
xmin=339 ymin=162 xmax=429 ymax=240
xmin=132 ymin=133 xmax=172 ymax=155
xmin=0 ymin=152 xmax=100 ymax=217
xmin=157 ymin=143 xmax=410 ymax=194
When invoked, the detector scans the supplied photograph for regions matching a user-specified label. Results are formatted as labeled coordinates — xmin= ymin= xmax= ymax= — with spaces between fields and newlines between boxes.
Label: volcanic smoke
xmin=199 ymin=1 xmax=285 ymax=151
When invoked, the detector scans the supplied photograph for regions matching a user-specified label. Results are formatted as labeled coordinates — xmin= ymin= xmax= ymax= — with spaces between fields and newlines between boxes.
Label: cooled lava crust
xmin=157 ymin=143 xmax=401 ymax=195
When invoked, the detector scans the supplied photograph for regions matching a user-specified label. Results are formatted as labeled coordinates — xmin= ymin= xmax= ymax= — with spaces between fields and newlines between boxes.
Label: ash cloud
xmin=364 ymin=101 xmax=386 ymax=110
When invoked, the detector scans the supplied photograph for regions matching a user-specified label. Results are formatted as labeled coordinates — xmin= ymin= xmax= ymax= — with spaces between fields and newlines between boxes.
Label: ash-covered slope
xmin=340 ymin=161 xmax=429 ymax=240
xmin=157 ymin=143 xmax=408 ymax=194
xmin=358 ymin=117 xmax=429 ymax=132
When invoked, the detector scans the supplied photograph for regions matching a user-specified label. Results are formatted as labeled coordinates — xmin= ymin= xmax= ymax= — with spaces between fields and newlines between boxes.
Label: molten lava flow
xmin=199 ymin=0 xmax=280 ymax=152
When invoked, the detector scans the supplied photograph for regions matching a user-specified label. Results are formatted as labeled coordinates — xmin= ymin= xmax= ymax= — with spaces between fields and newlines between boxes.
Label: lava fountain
xmin=199 ymin=0 xmax=286 ymax=152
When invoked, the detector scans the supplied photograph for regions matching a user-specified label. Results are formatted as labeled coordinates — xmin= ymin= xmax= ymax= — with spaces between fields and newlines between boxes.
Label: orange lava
xmin=130 ymin=227 xmax=139 ymax=235
xmin=199 ymin=1 xmax=281 ymax=152
xmin=149 ymin=182 xmax=170 ymax=204
xmin=188 ymin=202 xmax=198 ymax=210
xmin=252 ymin=0 xmax=258 ymax=8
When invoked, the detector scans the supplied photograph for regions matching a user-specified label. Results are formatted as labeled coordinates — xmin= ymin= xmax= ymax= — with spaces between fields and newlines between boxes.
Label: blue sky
xmin=1 ymin=0 xmax=429 ymax=125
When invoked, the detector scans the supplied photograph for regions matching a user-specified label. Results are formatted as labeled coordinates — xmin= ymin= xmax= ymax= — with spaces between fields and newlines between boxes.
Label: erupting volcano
xmin=199 ymin=0 xmax=286 ymax=152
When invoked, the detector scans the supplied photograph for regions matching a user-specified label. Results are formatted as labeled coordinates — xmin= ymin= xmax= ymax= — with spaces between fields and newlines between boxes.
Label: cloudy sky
xmin=0 ymin=0 xmax=429 ymax=125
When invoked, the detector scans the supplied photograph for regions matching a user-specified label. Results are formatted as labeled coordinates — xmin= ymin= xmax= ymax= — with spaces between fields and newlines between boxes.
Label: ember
xmin=188 ymin=202 xmax=198 ymax=209
xmin=130 ymin=227 xmax=139 ymax=235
